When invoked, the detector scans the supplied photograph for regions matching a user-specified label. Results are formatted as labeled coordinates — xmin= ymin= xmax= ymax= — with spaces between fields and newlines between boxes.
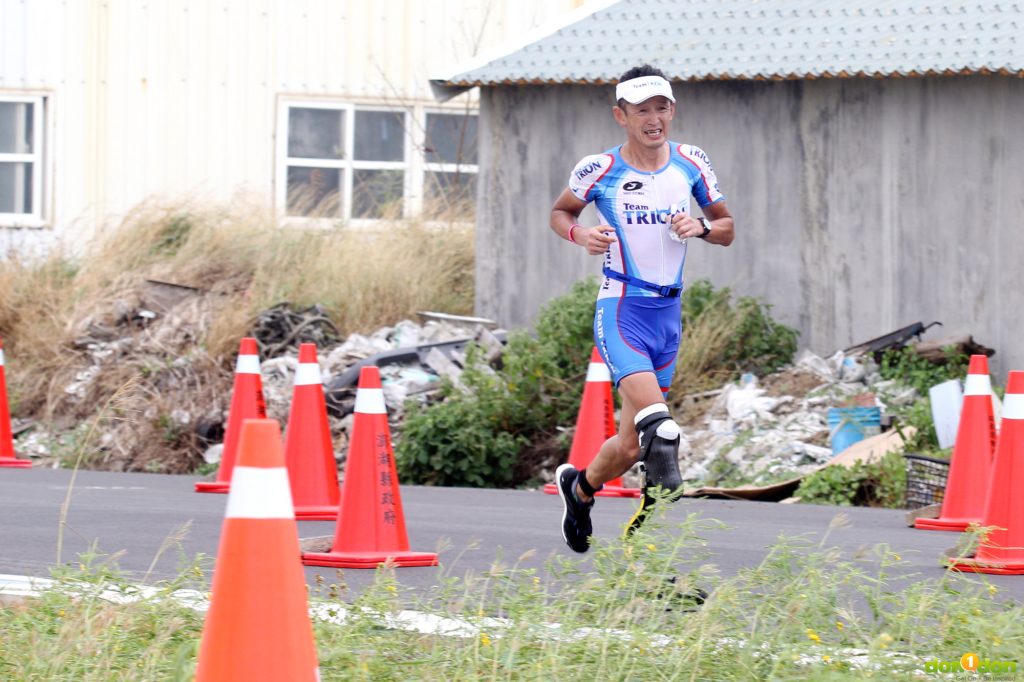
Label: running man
xmin=550 ymin=64 xmax=734 ymax=552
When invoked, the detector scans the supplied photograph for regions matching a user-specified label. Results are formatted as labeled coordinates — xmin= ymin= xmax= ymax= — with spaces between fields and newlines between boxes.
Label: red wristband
xmin=568 ymin=224 xmax=582 ymax=244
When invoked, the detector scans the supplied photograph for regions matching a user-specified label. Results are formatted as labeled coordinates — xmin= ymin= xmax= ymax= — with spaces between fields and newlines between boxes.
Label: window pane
xmin=424 ymin=171 xmax=476 ymax=218
xmin=354 ymin=111 xmax=404 ymax=162
xmin=0 ymin=102 xmax=34 ymax=154
xmin=352 ymin=169 xmax=403 ymax=219
xmin=286 ymin=166 xmax=342 ymax=217
xmin=288 ymin=108 xmax=345 ymax=159
xmin=0 ymin=162 xmax=33 ymax=213
xmin=425 ymin=113 xmax=477 ymax=165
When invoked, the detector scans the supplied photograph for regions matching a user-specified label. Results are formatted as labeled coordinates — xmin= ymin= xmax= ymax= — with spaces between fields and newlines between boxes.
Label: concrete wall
xmin=475 ymin=76 xmax=1024 ymax=378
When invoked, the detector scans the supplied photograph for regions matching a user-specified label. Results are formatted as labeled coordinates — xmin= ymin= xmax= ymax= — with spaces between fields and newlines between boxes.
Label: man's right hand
xmin=581 ymin=226 xmax=617 ymax=255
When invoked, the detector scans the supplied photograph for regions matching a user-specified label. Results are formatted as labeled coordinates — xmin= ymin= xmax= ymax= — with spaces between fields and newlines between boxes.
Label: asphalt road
xmin=2 ymin=467 xmax=1022 ymax=604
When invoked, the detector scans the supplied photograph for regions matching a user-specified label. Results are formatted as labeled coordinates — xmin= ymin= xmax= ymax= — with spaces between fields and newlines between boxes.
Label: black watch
xmin=698 ymin=217 xmax=712 ymax=239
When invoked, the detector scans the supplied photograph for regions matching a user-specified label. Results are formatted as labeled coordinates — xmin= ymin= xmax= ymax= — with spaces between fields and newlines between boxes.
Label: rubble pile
xmin=12 ymin=285 xmax=940 ymax=490
xmin=17 ymin=292 xmax=231 ymax=472
xmin=257 ymin=318 xmax=477 ymax=468
xmin=14 ymin=287 xmax=477 ymax=472
xmin=650 ymin=350 xmax=922 ymax=491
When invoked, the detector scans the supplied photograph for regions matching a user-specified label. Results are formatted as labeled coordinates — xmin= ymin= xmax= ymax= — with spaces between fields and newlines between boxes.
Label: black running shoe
xmin=556 ymin=463 xmax=594 ymax=553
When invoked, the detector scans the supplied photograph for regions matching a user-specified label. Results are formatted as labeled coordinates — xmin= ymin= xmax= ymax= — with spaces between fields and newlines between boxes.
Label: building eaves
xmin=432 ymin=0 xmax=1024 ymax=99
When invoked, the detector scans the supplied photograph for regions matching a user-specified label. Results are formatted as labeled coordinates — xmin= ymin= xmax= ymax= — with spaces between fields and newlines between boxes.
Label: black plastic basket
xmin=903 ymin=453 xmax=950 ymax=509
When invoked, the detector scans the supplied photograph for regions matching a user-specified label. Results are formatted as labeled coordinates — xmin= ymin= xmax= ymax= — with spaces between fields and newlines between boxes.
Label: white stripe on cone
xmin=235 ymin=355 xmax=261 ymax=375
xmin=963 ymin=374 xmax=992 ymax=396
xmin=294 ymin=364 xmax=322 ymax=386
xmin=354 ymin=387 xmax=386 ymax=414
xmin=224 ymin=467 xmax=295 ymax=519
xmin=585 ymin=361 xmax=611 ymax=383
xmin=1004 ymin=393 xmax=1024 ymax=420
xmin=0 ymin=349 xmax=4 ymax=366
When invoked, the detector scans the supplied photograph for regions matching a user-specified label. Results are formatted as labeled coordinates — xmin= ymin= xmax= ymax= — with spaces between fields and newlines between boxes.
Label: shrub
xmin=396 ymin=280 xmax=599 ymax=487
xmin=880 ymin=346 xmax=971 ymax=452
xmin=396 ymin=387 xmax=527 ymax=488
xmin=893 ymin=397 xmax=942 ymax=454
xmin=879 ymin=346 xmax=969 ymax=395
xmin=796 ymin=451 xmax=906 ymax=508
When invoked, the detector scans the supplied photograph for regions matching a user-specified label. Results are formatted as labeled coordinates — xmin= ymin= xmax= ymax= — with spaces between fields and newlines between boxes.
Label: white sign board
xmin=929 ymin=379 xmax=964 ymax=450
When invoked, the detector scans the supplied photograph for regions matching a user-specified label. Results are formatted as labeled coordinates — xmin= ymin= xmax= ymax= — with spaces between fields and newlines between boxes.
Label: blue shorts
xmin=594 ymin=296 xmax=682 ymax=393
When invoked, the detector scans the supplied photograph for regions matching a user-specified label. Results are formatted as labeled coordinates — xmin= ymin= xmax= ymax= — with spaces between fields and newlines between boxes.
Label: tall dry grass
xmin=74 ymin=201 xmax=475 ymax=356
xmin=2 ymin=200 xmax=473 ymax=353
xmin=674 ymin=305 xmax=750 ymax=394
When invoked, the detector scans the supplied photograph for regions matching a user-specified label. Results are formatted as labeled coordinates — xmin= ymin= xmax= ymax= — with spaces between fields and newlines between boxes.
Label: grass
xmin=1 ymin=506 xmax=1020 ymax=681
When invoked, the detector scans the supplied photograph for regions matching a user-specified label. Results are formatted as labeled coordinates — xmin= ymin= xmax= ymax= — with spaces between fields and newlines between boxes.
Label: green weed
xmin=796 ymin=452 xmax=907 ymax=508
xmin=2 ymin=510 xmax=1021 ymax=680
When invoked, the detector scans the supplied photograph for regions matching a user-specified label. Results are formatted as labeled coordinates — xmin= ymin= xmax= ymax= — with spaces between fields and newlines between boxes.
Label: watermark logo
xmin=924 ymin=652 xmax=1018 ymax=679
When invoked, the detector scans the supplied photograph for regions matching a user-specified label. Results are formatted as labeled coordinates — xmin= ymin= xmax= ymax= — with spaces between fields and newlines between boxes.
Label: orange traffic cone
xmin=915 ymin=355 xmax=997 ymax=531
xmin=544 ymin=348 xmax=640 ymax=498
xmin=196 ymin=338 xmax=268 ymax=493
xmin=194 ymin=418 xmax=319 ymax=681
xmin=302 ymin=366 xmax=438 ymax=568
xmin=283 ymin=343 xmax=340 ymax=520
xmin=948 ymin=370 xmax=1024 ymax=574
xmin=0 ymin=340 xmax=31 ymax=469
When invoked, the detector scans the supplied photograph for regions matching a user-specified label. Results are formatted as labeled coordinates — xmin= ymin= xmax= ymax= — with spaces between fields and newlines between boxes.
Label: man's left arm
xmin=668 ymin=200 xmax=734 ymax=245
xmin=700 ymin=201 xmax=734 ymax=246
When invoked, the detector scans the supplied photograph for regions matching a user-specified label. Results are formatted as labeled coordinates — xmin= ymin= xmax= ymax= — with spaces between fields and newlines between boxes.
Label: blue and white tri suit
xmin=567 ymin=142 xmax=725 ymax=392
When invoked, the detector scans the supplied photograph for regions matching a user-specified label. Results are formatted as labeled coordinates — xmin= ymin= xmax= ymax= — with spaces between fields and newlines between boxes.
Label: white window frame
xmin=276 ymin=99 xmax=478 ymax=226
xmin=0 ymin=94 xmax=46 ymax=227
xmin=276 ymin=99 xmax=411 ymax=226
xmin=420 ymin=108 xmax=479 ymax=218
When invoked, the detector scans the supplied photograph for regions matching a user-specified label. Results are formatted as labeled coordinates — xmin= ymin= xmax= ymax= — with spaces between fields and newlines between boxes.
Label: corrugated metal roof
xmin=432 ymin=0 xmax=1024 ymax=95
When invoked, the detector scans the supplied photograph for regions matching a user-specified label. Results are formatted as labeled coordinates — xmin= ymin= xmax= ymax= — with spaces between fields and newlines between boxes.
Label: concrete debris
xmin=260 ymin=318 xmax=473 ymax=423
xmin=254 ymin=317 xmax=478 ymax=469
xmin=202 ymin=443 xmax=223 ymax=465
xmin=15 ymin=283 xmax=486 ymax=472
xmin=653 ymin=349 xmax=920 ymax=492
xmin=423 ymin=347 xmax=465 ymax=390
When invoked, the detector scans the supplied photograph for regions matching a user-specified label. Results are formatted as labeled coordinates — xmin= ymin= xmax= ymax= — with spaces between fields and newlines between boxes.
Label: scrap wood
xmin=843 ymin=321 xmax=941 ymax=356
xmin=416 ymin=311 xmax=498 ymax=328
xmin=299 ymin=535 xmax=334 ymax=553
xmin=904 ymin=503 xmax=941 ymax=527
xmin=141 ymin=278 xmax=204 ymax=314
xmin=472 ymin=325 xmax=505 ymax=365
xmin=11 ymin=419 xmax=35 ymax=437
xmin=910 ymin=334 xmax=995 ymax=362
xmin=683 ymin=427 xmax=914 ymax=502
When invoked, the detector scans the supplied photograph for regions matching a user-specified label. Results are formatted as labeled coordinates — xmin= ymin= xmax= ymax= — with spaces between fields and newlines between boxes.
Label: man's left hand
xmin=669 ymin=212 xmax=703 ymax=240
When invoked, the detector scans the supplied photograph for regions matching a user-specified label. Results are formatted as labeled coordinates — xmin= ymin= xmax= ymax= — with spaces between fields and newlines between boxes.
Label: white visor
xmin=615 ymin=76 xmax=675 ymax=104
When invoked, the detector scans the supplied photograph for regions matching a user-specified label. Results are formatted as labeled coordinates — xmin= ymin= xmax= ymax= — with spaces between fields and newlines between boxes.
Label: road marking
xmin=47 ymin=486 xmax=148 ymax=490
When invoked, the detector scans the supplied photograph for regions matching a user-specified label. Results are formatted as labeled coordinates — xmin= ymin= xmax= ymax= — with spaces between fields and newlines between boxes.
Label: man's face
xmin=613 ymin=96 xmax=675 ymax=149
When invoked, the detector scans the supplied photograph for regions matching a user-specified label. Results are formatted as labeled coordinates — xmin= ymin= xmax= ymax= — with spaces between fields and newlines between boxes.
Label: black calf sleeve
xmin=576 ymin=468 xmax=604 ymax=497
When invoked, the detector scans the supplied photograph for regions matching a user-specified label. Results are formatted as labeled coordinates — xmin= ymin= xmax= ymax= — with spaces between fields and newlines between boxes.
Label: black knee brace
xmin=635 ymin=411 xmax=684 ymax=494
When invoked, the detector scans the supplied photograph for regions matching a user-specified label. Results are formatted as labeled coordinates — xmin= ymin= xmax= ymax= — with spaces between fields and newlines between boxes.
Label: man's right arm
xmin=550 ymin=189 xmax=618 ymax=256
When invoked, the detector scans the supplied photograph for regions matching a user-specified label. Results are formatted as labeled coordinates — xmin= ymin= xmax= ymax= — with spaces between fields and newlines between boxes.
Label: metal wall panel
xmin=0 ymin=0 xmax=578 ymax=245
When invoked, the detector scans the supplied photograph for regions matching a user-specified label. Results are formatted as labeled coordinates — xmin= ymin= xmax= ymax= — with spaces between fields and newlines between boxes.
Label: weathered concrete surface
xmin=475 ymin=76 xmax=1024 ymax=378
